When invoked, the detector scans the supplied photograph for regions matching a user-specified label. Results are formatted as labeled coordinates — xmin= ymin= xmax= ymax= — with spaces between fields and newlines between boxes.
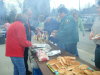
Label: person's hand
xmin=94 ymin=37 xmax=100 ymax=40
xmin=53 ymin=30 xmax=58 ymax=33
xmin=31 ymin=45 xmax=37 ymax=49
xmin=93 ymin=34 xmax=100 ymax=40
xmin=89 ymin=32 xmax=94 ymax=40
xmin=50 ymin=32 xmax=56 ymax=37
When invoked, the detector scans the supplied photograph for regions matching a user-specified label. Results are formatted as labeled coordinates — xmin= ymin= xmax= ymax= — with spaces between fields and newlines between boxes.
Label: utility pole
xmin=79 ymin=0 xmax=80 ymax=11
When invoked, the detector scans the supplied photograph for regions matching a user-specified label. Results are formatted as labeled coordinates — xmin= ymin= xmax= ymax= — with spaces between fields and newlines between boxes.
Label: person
xmin=23 ymin=8 xmax=43 ymax=75
xmin=89 ymin=0 xmax=100 ymax=69
xmin=44 ymin=17 xmax=59 ymax=36
xmin=37 ymin=15 xmax=45 ymax=31
xmin=53 ymin=7 xmax=79 ymax=56
xmin=44 ymin=17 xmax=59 ymax=44
xmin=5 ymin=14 xmax=32 ymax=75
xmin=3 ymin=22 xmax=10 ymax=31
xmin=72 ymin=12 xmax=85 ymax=36
xmin=23 ymin=8 xmax=36 ymax=75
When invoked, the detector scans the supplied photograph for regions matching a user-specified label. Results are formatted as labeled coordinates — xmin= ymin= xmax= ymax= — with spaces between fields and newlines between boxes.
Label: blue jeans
xmin=10 ymin=57 xmax=26 ymax=75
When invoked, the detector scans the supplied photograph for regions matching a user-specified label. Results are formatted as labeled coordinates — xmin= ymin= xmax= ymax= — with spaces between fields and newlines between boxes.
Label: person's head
xmin=23 ymin=8 xmax=33 ymax=18
xmin=38 ymin=15 xmax=45 ymax=22
xmin=45 ymin=17 xmax=52 ymax=22
xmin=15 ymin=14 xmax=26 ymax=23
xmin=58 ymin=7 xmax=68 ymax=18
xmin=72 ymin=11 xmax=79 ymax=20
xmin=96 ymin=0 xmax=100 ymax=15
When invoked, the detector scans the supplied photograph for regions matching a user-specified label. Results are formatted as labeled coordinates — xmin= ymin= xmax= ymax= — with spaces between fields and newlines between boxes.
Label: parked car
xmin=0 ymin=29 xmax=6 ymax=44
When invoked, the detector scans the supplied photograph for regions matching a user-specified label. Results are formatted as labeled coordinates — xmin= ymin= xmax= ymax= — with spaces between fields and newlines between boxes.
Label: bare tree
xmin=23 ymin=0 xmax=50 ymax=19
xmin=16 ymin=0 xmax=23 ymax=10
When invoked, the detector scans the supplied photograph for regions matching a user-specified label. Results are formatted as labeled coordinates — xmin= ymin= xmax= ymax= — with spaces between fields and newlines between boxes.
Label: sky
xmin=50 ymin=0 xmax=95 ymax=10
xmin=3 ymin=0 xmax=96 ymax=13
xmin=4 ymin=0 xmax=24 ymax=14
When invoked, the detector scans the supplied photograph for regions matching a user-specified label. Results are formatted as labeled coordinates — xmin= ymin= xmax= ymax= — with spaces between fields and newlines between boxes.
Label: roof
xmin=80 ymin=5 xmax=97 ymax=14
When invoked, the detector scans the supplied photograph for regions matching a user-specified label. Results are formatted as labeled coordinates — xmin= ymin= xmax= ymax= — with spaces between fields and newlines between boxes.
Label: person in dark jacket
xmin=6 ymin=14 xmax=32 ymax=75
xmin=53 ymin=7 xmax=79 ymax=56
xmin=44 ymin=17 xmax=59 ymax=36
xmin=23 ymin=8 xmax=36 ymax=75
xmin=44 ymin=17 xmax=59 ymax=44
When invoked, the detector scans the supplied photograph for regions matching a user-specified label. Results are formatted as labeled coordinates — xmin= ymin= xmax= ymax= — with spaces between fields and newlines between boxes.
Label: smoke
xmin=23 ymin=0 xmax=50 ymax=19
xmin=0 ymin=1 xmax=7 ymax=25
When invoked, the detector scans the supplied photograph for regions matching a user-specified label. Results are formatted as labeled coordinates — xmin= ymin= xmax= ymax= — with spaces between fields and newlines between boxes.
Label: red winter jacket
xmin=6 ymin=21 xmax=32 ymax=57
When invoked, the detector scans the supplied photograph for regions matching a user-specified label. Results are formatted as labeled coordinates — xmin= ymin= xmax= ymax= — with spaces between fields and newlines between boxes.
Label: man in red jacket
xmin=5 ymin=14 xmax=32 ymax=75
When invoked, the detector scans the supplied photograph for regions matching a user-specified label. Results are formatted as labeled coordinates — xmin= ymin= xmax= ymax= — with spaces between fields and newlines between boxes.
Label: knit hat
xmin=58 ymin=7 xmax=69 ymax=14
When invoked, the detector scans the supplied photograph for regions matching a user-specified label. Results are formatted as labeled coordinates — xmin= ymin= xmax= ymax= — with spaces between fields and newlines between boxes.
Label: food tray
xmin=47 ymin=63 xmax=95 ymax=73
xmin=47 ymin=64 xmax=55 ymax=73
xmin=46 ymin=56 xmax=95 ymax=75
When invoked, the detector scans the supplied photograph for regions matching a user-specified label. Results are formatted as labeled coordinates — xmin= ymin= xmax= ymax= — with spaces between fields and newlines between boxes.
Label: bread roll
xmin=67 ymin=65 xmax=79 ymax=71
xmin=64 ymin=71 xmax=74 ymax=75
xmin=58 ymin=68 xmax=67 ymax=75
xmin=47 ymin=59 xmax=58 ymax=65
xmin=84 ymin=69 xmax=93 ymax=75
xmin=79 ymin=64 xmax=88 ymax=70
xmin=71 ymin=61 xmax=80 ymax=65
xmin=72 ymin=68 xmax=84 ymax=75
xmin=92 ymin=71 xmax=100 ymax=75
xmin=51 ymin=65 xmax=58 ymax=71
